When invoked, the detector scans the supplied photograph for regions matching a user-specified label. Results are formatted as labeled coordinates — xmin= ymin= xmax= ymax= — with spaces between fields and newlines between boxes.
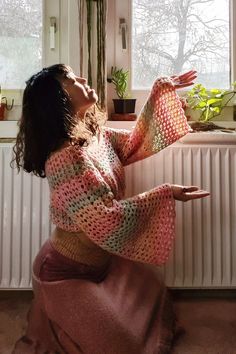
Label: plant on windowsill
xmin=107 ymin=66 xmax=136 ymax=116
xmin=185 ymin=83 xmax=236 ymax=132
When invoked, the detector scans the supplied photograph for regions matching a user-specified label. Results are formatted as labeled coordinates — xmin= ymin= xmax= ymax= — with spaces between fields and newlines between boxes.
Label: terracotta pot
xmin=0 ymin=103 xmax=6 ymax=120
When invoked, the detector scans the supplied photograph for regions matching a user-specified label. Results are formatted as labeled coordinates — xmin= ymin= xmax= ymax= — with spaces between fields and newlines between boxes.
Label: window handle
xmin=50 ymin=17 xmax=57 ymax=50
xmin=119 ymin=18 xmax=127 ymax=51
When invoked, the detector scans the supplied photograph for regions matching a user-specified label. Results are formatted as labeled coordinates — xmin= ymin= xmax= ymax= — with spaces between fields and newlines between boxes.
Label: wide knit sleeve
xmin=48 ymin=148 xmax=176 ymax=266
xmin=106 ymin=77 xmax=192 ymax=166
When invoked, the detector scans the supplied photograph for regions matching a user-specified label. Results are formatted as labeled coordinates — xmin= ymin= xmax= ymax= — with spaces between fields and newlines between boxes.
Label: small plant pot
xmin=0 ymin=103 xmax=6 ymax=120
xmin=113 ymin=99 xmax=136 ymax=114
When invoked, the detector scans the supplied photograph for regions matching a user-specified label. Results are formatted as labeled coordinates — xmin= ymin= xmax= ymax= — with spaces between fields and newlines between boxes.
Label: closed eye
xmin=65 ymin=73 xmax=77 ymax=84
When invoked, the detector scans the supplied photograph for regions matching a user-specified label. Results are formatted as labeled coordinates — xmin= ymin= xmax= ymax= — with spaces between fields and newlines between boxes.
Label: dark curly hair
xmin=11 ymin=64 xmax=106 ymax=178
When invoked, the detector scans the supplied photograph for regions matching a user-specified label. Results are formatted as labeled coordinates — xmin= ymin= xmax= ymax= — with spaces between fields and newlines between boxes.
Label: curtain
xmin=78 ymin=0 xmax=107 ymax=110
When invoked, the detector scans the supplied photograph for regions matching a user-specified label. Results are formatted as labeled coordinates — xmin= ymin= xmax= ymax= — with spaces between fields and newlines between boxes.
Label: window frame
xmin=1 ymin=0 xmax=80 ymax=119
xmin=1 ymin=0 xmax=60 ymax=113
xmin=108 ymin=0 xmax=236 ymax=115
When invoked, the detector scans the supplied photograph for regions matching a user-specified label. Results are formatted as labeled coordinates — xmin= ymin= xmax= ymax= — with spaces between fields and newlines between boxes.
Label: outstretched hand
xmin=170 ymin=70 xmax=197 ymax=89
xmin=171 ymin=184 xmax=210 ymax=202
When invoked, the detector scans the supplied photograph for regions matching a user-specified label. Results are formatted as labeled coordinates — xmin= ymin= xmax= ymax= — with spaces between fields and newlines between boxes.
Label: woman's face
xmin=61 ymin=71 xmax=98 ymax=115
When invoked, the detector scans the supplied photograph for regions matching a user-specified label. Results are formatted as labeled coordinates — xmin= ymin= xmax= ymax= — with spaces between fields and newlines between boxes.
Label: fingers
xmin=175 ymin=82 xmax=195 ymax=89
xmin=182 ymin=186 xmax=199 ymax=193
xmin=179 ymin=185 xmax=210 ymax=201
xmin=171 ymin=184 xmax=210 ymax=202
xmin=171 ymin=70 xmax=196 ymax=80
xmin=182 ymin=185 xmax=210 ymax=195
xmin=184 ymin=189 xmax=210 ymax=201
xmin=178 ymin=74 xmax=197 ymax=83
xmin=185 ymin=191 xmax=210 ymax=200
xmin=178 ymin=70 xmax=197 ymax=80
xmin=171 ymin=70 xmax=197 ymax=81
xmin=171 ymin=70 xmax=197 ymax=89
xmin=172 ymin=184 xmax=199 ymax=192
xmin=185 ymin=190 xmax=210 ymax=196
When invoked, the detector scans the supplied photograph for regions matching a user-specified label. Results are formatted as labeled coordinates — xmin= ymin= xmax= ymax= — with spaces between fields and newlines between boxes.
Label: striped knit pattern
xmin=46 ymin=77 xmax=191 ymax=266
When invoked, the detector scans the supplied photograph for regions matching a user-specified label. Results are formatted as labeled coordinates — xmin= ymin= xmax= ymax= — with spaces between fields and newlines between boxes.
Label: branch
xmin=137 ymin=44 xmax=175 ymax=63
xmin=184 ymin=42 xmax=227 ymax=61
xmin=186 ymin=50 xmax=226 ymax=59
xmin=187 ymin=13 xmax=227 ymax=29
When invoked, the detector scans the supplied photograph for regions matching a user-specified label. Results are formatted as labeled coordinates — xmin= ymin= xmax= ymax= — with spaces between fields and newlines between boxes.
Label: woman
xmin=12 ymin=64 xmax=209 ymax=354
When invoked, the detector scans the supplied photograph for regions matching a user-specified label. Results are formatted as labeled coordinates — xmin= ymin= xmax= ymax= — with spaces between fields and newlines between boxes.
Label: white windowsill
xmin=107 ymin=120 xmax=236 ymax=145
xmin=1 ymin=120 xmax=236 ymax=145
xmin=180 ymin=131 xmax=236 ymax=144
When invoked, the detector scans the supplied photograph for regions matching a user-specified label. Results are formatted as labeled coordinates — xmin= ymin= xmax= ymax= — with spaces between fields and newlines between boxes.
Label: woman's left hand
xmin=171 ymin=184 xmax=210 ymax=202
xmin=170 ymin=70 xmax=197 ymax=89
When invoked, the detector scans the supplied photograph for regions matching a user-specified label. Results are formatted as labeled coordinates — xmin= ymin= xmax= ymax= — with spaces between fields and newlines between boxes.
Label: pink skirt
xmin=13 ymin=240 xmax=180 ymax=354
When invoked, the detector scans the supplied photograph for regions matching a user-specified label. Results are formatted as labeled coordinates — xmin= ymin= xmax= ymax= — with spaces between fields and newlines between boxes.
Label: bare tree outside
xmin=0 ymin=0 xmax=42 ymax=89
xmin=132 ymin=0 xmax=230 ymax=89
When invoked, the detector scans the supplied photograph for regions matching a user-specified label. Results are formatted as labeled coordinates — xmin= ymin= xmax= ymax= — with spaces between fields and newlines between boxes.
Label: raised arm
xmin=106 ymin=71 xmax=196 ymax=166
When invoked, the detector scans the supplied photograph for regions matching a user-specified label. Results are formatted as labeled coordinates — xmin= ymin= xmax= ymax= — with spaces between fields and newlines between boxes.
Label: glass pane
xmin=132 ymin=0 xmax=230 ymax=89
xmin=0 ymin=0 xmax=42 ymax=89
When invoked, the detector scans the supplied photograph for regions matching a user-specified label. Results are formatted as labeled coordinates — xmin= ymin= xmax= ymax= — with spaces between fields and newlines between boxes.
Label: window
xmin=0 ymin=0 xmax=81 ymax=119
xmin=112 ymin=0 xmax=234 ymax=91
xmin=0 ymin=0 xmax=43 ymax=89
xmin=132 ymin=0 xmax=230 ymax=89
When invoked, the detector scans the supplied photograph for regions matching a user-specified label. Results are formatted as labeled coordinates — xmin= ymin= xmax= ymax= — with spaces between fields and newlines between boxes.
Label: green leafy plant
xmin=107 ymin=66 xmax=130 ymax=99
xmin=186 ymin=83 xmax=236 ymax=122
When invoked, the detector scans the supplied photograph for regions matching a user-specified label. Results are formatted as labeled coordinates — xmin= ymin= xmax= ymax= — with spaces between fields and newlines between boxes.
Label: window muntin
xmin=132 ymin=0 xmax=230 ymax=89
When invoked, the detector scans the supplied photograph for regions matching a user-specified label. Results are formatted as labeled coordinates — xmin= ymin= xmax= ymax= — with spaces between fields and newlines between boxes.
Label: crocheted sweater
xmin=46 ymin=77 xmax=192 ymax=266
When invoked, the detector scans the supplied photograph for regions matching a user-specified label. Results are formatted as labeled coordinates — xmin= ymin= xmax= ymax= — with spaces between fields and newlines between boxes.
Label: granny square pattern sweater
xmin=46 ymin=77 xmax=192 ymax=266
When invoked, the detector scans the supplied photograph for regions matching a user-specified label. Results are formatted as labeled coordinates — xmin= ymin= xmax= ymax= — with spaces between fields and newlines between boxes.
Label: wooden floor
xmin=1 ymin=290 xmax=236 ymax=354
xmin=172 ymin=290 xmax=236 ymax=354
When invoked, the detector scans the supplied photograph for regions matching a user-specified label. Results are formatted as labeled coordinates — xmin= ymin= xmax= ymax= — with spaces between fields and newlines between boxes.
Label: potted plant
xmin=0 ymin=85 xmax=14 ymax=120
xmin=185 ymin=82 xmax=236 ymax=131
xmin=107 ymin=66 xmax=136 ymax=114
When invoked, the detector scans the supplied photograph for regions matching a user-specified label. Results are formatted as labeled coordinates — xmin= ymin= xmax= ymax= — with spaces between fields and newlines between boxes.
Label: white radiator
xmin=1 ymin=144 xmax=236 ymax=289
xmin=125 ymin=144 xmax=236 ymax=289
xmin=0 ymin=146 xmax=53 ymax=289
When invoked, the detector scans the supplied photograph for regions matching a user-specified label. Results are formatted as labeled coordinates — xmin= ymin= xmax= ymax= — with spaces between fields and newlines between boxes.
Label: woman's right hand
xmin=170 ymin=70 xmax=197 ymax=89
xmin=171 ymin=184 xmax=210 ymax=202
